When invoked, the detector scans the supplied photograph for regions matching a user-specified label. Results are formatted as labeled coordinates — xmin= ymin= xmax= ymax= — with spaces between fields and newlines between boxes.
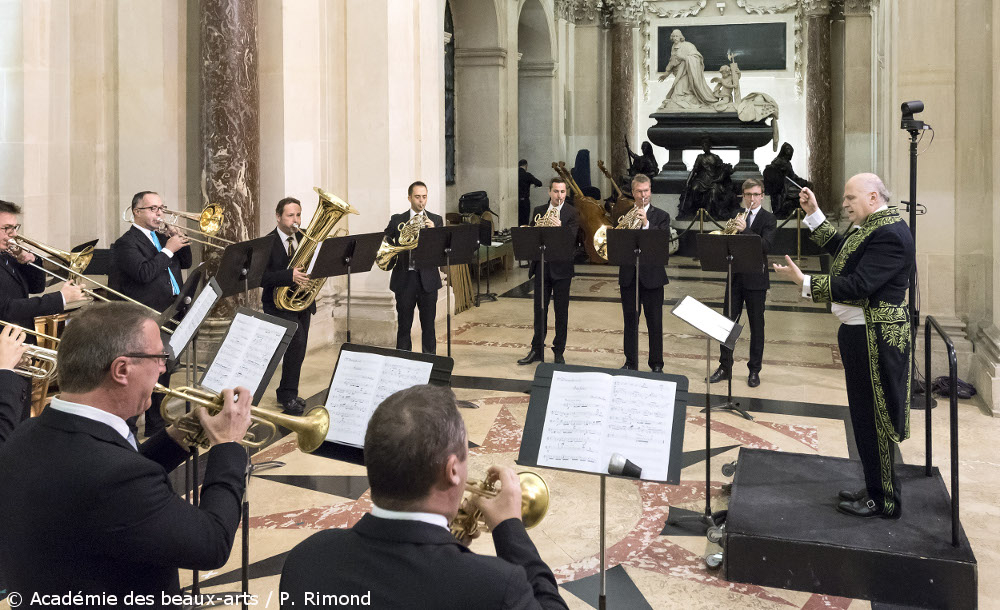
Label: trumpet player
xmin=386 ymin=181 xmax=443 ymax=354
xmin=261 ymin=197 xmax=313 ymax=415
xmin=618 ymin=174 xmax=671 ymax=372
xmin=708 ymin=178 xmax=776 ymax=388
xmin=0 ymin=302 xmax=252 ymax=597
xmin=0 ymin=325 xmax=28 ymax=445
xmin=110 ymin=191 xmax=192 ymax=437
xmin=280 ymin=384 xmax=568 ymax=609
xmin=518 ymin=177 xmax=580 ymax=366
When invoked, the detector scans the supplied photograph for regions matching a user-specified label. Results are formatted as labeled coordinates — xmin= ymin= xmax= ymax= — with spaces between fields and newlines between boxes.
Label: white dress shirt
xmin=370 ymin=505 xmax=450 ymax=531
xmin=800 ymin=205 xmax=887 ymax=325
xmin=48 ymin=396 xmax=137 ymax=450
xmin=133 ymin=222 xmax=174 ymax=258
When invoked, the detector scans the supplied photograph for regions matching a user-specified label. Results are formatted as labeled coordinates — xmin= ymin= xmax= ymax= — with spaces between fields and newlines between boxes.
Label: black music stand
xmin=607 ymin=229 xmax=671 ymax=369
xmin=511 ymin=226 xmax=576 ymax=357
xmin=411 ymin=224 xmax=479 ymax=357
xmin=310 ymin=232 xmax=383 ymax=344
xmin=518 ymin=363 xmax=688 ymax=610
xmin=475 ymin=220 xmax=497 ymax=305
xmin=695 ymin=232 xmax=763 ymax=421
xmin=159 ymin=262 xmax=207 ymax=337
xmin=214 ymin=236 xmax=273 ymax=297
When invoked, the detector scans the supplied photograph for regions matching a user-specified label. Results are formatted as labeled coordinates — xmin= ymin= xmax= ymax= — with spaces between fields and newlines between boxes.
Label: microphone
xmin=608 ymin=453 xmax=642 ymax=479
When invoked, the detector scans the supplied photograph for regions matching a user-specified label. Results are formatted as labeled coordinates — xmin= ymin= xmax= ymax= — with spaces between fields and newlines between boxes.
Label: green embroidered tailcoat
xmin=808 ymin=207 xmax=915 ymax=442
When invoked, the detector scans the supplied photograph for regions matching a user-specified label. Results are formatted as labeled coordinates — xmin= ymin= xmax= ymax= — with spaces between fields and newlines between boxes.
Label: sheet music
xmin=324 ymin=351 xmax=434 ymax=447
xmin=200 ymin=313 xmax=288 ymax=395
xmin=167 ymin=283 xmax=220 ymax=356
xmin=672 ymin=295 xmax=737 ymax=345
xmin=536 ymin=371 xmax=676 ymax=481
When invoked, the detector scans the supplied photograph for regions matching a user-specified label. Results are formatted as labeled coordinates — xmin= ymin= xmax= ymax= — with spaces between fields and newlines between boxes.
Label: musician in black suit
xmin=0 ymin=200 xmax=85 ymax=422
xmin=110 ymin=191 xmax=192 ymax=436
xmin=0 ymin=302 xmax=251 ymax=599
xmin=618 ymin=174 xmax=671 ymax=372
xmin=280 ymin=384 xmax=568 ymax=610
xmin=0 ymin=325 xmax=28 ymax=446
xmin=261 ymin=197 xmax=314 ymax=415
xmin=518 ymin=178 xmax=580 ymax=366
xmin=385 ymin=181 xmax=444 ymax=354
xmin=518 ymin=159 xmax=543 ymax=227
xmin=709 ymin=179 xmax=777 ymax=388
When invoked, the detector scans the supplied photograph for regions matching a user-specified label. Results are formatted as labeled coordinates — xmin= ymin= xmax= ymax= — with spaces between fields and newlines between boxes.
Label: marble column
xmin=201 ymin=0 xmax=260 ymax=314
xmin=608 ymin=3 xmax=639 ymax=182
xmin=805 ymin=4 xmax=833 ymax=209
xmin=840 ymin=0 xmax=873 ymax=179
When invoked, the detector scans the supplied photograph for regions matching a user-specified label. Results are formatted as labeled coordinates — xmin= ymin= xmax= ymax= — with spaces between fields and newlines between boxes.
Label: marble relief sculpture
xmin=657 ymin=29 xmax=720 ymax=110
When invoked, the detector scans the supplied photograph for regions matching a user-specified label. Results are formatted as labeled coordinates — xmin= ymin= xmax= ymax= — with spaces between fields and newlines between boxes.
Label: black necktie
xmin=287 ymin=236 xmax=295 ymax=257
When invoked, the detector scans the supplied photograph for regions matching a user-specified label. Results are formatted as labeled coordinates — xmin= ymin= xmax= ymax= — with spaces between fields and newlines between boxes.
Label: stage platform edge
xmin=723 ymin=448 xmax=977 ymax=609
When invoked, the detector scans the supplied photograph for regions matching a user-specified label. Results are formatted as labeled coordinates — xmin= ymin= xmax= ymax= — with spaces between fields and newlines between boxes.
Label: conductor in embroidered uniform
xmin=773 ymin=173 xmax=914 ymax=519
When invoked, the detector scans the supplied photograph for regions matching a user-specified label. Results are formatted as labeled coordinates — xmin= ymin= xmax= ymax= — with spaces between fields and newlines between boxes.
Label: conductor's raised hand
xmin=798 ymin=186 xmax=819 ymax=216
xmin=469 ymin=465 xmax=523 ymax=531
xmin=772 ymin=255 xmax=805 ymax=287
xmin=196 ymin=387 xmax=252 ymax=447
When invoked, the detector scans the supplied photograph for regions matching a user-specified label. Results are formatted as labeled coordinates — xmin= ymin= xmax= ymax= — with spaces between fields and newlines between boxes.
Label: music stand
xmin=694 ymin=232 xmax=763 ymax=421
xmin=214 ymin=236 xmax=273 ymax=297
xmin=309 ymin=232 xmax=384 ymax=344
xmin=475 ymin=220 xmax=497 ymax=305
xmin=410 ymin=224 xmax=479 ymax=357
xmin=159 ymin=262 xmax=207 ymax=335
xmin=511 ymin=226 xmax=576 ymax=358
xmin=606 ymin=229 xmax=671 ymax=369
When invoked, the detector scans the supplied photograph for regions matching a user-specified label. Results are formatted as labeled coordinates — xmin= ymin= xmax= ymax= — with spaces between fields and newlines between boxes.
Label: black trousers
xmin=719 ymin=280 xmax=766 ymax=373
xmin=264 ymin=307 xmax=312 ymax=405
xmin=839 ymin=323 xmax=902 ymax=517
xmin=395 ymin=272 xmax=437 ymax=354
xmin=531 ymin=274 xmax=571 ymax=354
xmin=621 ymin=283 xmax=664 ymax=369
xmin=518 ymin=198 xmax=531 ymax=227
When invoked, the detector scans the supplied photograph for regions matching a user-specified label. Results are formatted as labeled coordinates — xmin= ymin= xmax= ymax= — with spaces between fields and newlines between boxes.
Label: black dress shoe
xmin=553 ymin=353 xmax=565 ymax=365
xmin=651 ymin=366 xmax=663 ymax=373
xmin=708 ymin=367 xmax=730 ymax=383
xmin=518 ymin=350 xmax=544 ymax=365
xmin=747 ymin=371 xmax=760 ymax=387
xmin=838 ymin=488 xmax=867 ymax=502
xmin=620 ymin=363 xmax=637 ymax=370
xmin=837 ymin=497 xmax=882 ymax=518
xmin=281 ymin=398 xmax=305 ymax=416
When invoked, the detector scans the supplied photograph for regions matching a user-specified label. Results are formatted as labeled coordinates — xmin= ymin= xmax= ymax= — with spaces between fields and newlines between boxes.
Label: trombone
xmin=156 ymin=384 xmax=331 ymax=452
xmin=122 ymin=203 xmax=234 ymax=250
xmin=0 ymin=320 xmax=59 ymax=381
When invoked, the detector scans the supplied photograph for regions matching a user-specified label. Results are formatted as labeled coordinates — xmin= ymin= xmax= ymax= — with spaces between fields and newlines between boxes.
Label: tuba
xmin=156 ymin=384 xmax=331 ymax=452
xmin=0 ymin=321 xmax=59 ymax=381
xmin=592 ymin=205 xmax=645 ymax=261
xmin=711 ymin=208 xmax=750 ymax=235
xmin=449 ymin=472 xmax=549 ymax=540
xmin=375 ymin=212 xmax=425 ymax=271
xmin=275 ymin=187 xmax=359 ymax=312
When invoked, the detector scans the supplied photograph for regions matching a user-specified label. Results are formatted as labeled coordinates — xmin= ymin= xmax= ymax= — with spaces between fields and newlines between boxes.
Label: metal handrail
xmin=924 ymin=315 xmax=960 ymax=547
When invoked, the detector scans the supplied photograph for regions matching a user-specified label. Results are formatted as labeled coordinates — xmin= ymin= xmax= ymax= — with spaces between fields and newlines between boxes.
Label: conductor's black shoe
xmin=708 ymin=367 xmax=730 ymax=383
xmin=651 ymin=365 xmax=663 ymax=373
xmin=837 ymin=497 xmax=881 ymax=518
xmin=838 ymin=488 xmax=867 ymax=502
xmin=281 ymin=397 xmax=305 ymax=416
xmin=747 ymin=371 xmax=760 ymax=387
xmin=553 ymin=352 xmax=565 ymax=365
xmin=620 ymin=362 xmax=637 ymax=370
xmin=518 ymin=350 xmax=544 ymax=365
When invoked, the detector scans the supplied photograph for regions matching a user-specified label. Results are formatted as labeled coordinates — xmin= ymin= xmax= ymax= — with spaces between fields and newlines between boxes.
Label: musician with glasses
xmin=0 ymin=325 xmax=28 ymax=445
xmin=0 ymin=302 xmax=252 ymax=597
xmin=386 ymin=181 xmax=443 ymax=354
xmin=0 ymin=199 xmax=86 ymax=422
xmin=110 ymin=191 xmax=192 ymax=437
xmin=261 ymin=197 xmax=314 ymax=416
xmin=280 ymin=384 xmax=568 ymax=609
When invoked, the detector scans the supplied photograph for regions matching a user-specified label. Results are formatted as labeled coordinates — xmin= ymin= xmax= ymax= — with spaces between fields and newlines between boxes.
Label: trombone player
xmin=0 ymin=302 xmax=252 ymax=596
xmin=110 ymin=191 xmax=193 ymax=437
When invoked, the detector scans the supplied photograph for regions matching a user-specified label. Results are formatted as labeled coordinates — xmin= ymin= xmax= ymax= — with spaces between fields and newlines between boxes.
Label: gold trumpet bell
xmin=517 ymin=471 xmax=550 ymax=530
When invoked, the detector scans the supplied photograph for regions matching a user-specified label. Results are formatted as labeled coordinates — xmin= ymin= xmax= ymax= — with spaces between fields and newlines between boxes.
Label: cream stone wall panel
xmin=518 ymin=0 xmax=558 ymax=187
xmin=257 ymin=0 xmax=286 ymax=231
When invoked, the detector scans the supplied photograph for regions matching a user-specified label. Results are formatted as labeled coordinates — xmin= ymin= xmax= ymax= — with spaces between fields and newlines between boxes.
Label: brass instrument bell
xmin=449 ymin=471 xmax=550 ymax=540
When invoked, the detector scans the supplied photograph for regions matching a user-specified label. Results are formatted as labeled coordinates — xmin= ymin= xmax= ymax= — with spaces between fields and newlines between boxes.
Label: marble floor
xmin=165 ymin=257 xmax=996 ymax=609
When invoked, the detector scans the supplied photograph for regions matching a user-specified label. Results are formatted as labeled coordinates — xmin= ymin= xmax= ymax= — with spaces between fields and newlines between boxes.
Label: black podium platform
xmin=724 ymin=448 xmax=977 ymax=609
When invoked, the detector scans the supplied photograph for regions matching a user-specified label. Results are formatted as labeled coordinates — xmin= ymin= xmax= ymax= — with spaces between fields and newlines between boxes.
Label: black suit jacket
xmin=617 ymin=205 xmax=671 ymax=289
xmin=735 ymin=207 xmax=777 ymax=291
xmin=280 ymin=514 xmax=568 ymax=610
xmin=0 ymin=254 xmax=65 ymax=333
xmin=528 ymin=203 xmax=579 ymax=281
xmin=109 ymin=226 xmax=192 ymax=312
xmin=385 ymin=210 xmax=445 ymax=293
xmin=260 ymin=228 xmax=317 ymax=316
xmin=0 ymin=369 xmax=30 ymax=446
xmin=0 ymin=407 xmax=247 ymax=602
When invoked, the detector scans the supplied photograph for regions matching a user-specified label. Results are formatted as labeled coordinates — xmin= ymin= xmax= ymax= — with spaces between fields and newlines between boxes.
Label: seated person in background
xmin=280 ymin=384 xmax=569 ymax=610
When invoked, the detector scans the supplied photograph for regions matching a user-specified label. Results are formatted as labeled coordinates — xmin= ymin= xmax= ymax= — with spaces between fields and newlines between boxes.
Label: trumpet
xmin=375 ymin=212 xmax=424 ymax=271
xmin=0 ymin=320 xmax=59 ymax=380
xmin=156 ymin=384 xmax=330 ymax=452
xmin=449 ymin=471 xmax=549 ymax=540
xmin=122 ymin=203 xmax=234 ymax=250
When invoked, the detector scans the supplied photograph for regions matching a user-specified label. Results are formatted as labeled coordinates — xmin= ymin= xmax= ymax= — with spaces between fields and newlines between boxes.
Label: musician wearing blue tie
xmin=110 ymin=191 xmax=192 ymax=437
